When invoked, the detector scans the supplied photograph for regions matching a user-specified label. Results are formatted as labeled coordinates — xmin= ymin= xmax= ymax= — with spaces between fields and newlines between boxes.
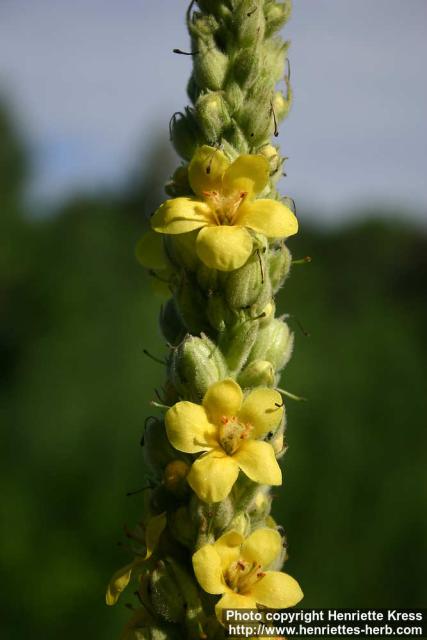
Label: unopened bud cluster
xmin=107 ymin=2 xmax=303 ymax=638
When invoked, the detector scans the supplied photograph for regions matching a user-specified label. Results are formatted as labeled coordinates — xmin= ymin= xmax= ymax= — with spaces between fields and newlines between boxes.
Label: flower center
xmin=225 ymin=559 xmax=266 ymax=594
xmin=202 ymin=190 xmax=247 ymax=226
xmin=218 ymin=416 xmax=252 ymax=456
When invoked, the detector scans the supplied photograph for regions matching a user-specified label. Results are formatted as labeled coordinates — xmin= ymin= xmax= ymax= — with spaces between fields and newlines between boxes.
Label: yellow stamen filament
xmin=203 ymin=190 xmax=248 ymax=226
xmin=225 ymin=559 xmax=265 ymax=594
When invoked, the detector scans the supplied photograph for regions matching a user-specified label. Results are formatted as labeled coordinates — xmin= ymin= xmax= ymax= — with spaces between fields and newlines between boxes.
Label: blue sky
xmin=0 ymin=0 xmax=426 ymax=223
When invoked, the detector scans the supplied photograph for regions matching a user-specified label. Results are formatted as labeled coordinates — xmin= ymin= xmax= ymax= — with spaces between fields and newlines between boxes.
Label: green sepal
xmin=168 ymin=333 xmax=228 ymax=402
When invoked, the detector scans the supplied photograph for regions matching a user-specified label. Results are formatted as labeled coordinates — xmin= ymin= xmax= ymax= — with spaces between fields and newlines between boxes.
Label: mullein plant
xmin=107 ymin=1 xmax=305 ymax=638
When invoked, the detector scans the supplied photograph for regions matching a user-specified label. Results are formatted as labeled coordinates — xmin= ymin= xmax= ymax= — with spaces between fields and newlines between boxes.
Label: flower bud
xmin=193 ymin=40 xmax=228 ymax=91
xmin=258 ymin=143 xmax=281 ymax=177
xmin=150 ymin=560 xmax=186 ymax=623
xmin=268 ymin=244 xmax=292 ymax=293
xmin=238 ymin=78 xmax=274 ymax=145
xmin=196 ymin=92 xmax=231 ymax=143
xmin=170 ymin=110 xmax=199 ymax=161
xmin=164 ymin=165 xmax=191 ymax=198
xmin=233 ymin=46 xmax=261 ymax=90
xmin=169 ymin=334 xmax=228 ymax=402
xmin=265 ymin=0 xmax=292 ymax=35
xmin=248 ymin=487 xmax=272 ymax=524
xmin=228 ymin=512 xmax=250 ymax=536
xmin=219 ymin=317 xmax=259 ymax=375
xmin=224 ymin=122 xmax=250 ymax=154
xmin=238 ymin=359 xmax=275 ymax=388
xmin=248 ymin=318 xmax=294 ymax=371
xmin=224 ymin=80 xmax=244 ymax=112
xmin=235 ymin=0 xmax=265 ymax=46
xmin=164 ymin=460 xmax=190 ymax=497
xmin=206 ymin=292 xmax=233 ymax=332
xmin=224 ymin=251 xmax=265 ymax=309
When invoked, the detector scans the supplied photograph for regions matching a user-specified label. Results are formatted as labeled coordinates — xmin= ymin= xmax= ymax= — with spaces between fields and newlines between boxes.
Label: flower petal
xmin=165 ymin=402 xmax=218 ymax=454
xmin=192 ymin=543 xmax=228 ymax=595
xmin=203 ymin=379 xmax=243 ymax=426
xmin=187 ymin=449 xmax=239 ymax=502
xmin=144 ymin=512 xmax=167 ymax=560
xmin=249 ymin=570 xmax=303 ymax=608
xmin=135 ymin=230 xmax=167 ymax=270
xmin=235 ymin=199 xmax=298 ymax=238
xmin=215 ymin=592 xmax=257 ymax=623
xmin=233 ymin=440 xmax=282 ymax=486
xmin=188 ymin=145 xmax=230 ymax=196
xmin=239 ymin=387 xmax=283 ymax=438
xmin=196 ymin=225 xmax=253 ymax=271
xmin=222 ymin=154 xmax=270 ymax=197
xmin=214 ymin=530 xmax=245 ymax=571
xmin=106 ymin=561 xmax=135 ymax=605
xmin=240 ymin=528 xmax=282 ymax=568
xmin=151 ymin=197 xmax=213 ymax=234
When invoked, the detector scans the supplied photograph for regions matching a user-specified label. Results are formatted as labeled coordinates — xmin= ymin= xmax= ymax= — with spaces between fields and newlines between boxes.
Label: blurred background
xmin=1 ymin=1 xmax=426 ymax=638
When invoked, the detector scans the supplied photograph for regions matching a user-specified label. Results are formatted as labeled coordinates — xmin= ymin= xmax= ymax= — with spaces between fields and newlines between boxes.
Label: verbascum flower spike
xmin=108 ymin=2 xmax=305 ymax=637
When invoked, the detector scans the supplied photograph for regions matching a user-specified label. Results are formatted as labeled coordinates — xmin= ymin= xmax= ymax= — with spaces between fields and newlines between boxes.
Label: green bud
xmin=212 ymin=496 xmax=234 ymax=533
xmin=164 ymin=165 xmax=191 ymax=198
xmin=219 ymin=317 xmax=259 ymax=375
xmin=159 ymin=298 xmax=186 ymax=346
xmin=206 ymin=292 xmax=233 ymax=333
xmin=224 ymin=251 xmax=265 ymax=309
xmin=238 ymin=359 xmax=275 ymax=388
xmin=224 ymin=80 xmax=244 ymax=112
xmin=264 ymin=0 xmax=292 ymax=35
xmin=248 ymin=318 xmax=294 ymax=371
xmin=222 ymin=122 xmax=249 ymax=154
xmin=169 ymin=110 xmax=199 ymax=161
xmin=264 ymin=38 xmax=289 ymax=83
xmin=169 ymin=333 xmax=228 ymax=402
xmin=196 ymin=91 xmax=231 ymax=143
xmin=268 ymin=244 xmax=292 ymax=293
xmin=150 ymin=560 xmax=186 ymax=623
xmin=238 ymin=83 xmax=274 ymax=146
xmin=235 ymin=1 xmax=266 ymax=47
xmin=233 ymin=47 xmax=261 ymax=90
xmin=193 ymin=40 xmax=228 ymax=91
xmin=257 ymin=300 xmax=276 ymax=326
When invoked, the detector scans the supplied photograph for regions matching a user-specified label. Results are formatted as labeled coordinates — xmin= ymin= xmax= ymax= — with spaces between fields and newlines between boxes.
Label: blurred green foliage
xmin=1 ymin=103 xmax=426 ymax=639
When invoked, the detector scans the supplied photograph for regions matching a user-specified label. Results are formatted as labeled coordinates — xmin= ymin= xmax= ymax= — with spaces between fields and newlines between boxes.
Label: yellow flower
xmin=192 ymin=528 xmax=303 ymax=621
xmin=105 ymin=512 xmax=166 ymax=605
xmin=165 ymin=379 xmax=283 ymax=503
xmin=151 ymin=146 xmax=298 ymax=271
